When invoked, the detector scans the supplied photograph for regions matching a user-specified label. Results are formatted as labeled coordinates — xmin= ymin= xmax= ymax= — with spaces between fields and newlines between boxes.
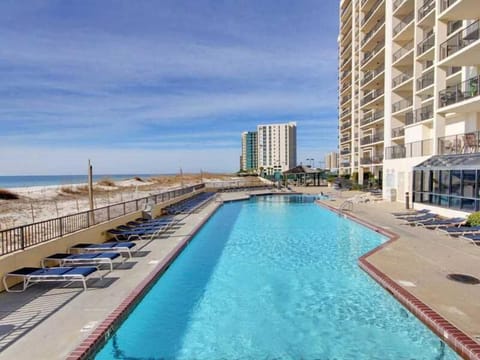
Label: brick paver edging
xmin=66 ymin=202 xmax=223 ymax=360
xmin=316 ymin=200 xmax=480 ymax=360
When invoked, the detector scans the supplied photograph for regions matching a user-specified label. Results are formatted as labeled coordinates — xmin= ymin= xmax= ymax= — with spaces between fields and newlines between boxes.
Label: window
xmin=451 ymin=170 xmax=461 ymax=196
xmin=463 ymin=170 xmax=475 ymax=198
xmin=439 ymin=170 xmax=450 ymax=194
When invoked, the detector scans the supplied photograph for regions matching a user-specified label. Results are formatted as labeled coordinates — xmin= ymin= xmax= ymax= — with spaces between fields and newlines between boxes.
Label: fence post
xmin=107 ymin=206 xmax=111 ymax=221
xmin=20 ymin=227 xmax=25 ymax=250
xmin=86 ymin=211 xmax=90 ymax=227
xmin=59 ymin=217 xmax=64 ymax=237
xmin=123 ymin=202 xmax=126 ymax=215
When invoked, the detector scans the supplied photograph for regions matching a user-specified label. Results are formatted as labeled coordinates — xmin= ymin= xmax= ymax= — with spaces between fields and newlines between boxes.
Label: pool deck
xmin=1 ymin=188 xmax=480 ymax=359
xmin=303 ymin=186 xmax=480 ymax=359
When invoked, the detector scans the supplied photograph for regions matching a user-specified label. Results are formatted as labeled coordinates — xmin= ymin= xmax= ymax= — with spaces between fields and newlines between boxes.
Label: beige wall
xmin=0 ymin=190 xmax=206 ymax=292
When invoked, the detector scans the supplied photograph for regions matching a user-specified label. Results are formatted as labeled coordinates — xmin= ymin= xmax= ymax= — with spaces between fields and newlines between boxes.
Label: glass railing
xmin=360 ymin=109 xmax=384 ymax=126
xmin=361 ymin=88 xmax=384 ymax=105
xmin=438 ymin=131 xmax=480 ymax=155
xmin=438 ymin=74 xmax=480 ymax=108
xmin=385 ymin=139 xmax=432 ymax=159
xmin=418 ymin=0 xmax=435 ymax=21
xmin=392 ymin=98 xmax=413 ymax=113
xmin=360 ymin=133 xmax=384 ymax=145
xmin=417 ymin=33 xmax=435 ymax=55
xmin=361 ymin=156 xmax=384 ymax=164
xmin=393 ymin=12 xmax=414 ymax=37
xmin=441 ymin=0 xmax=459 ymax=12
xmin=362 ymin=41 xmax=384 ymax=65
xmin=405 ymin=104 xmax=434 ymax=125
xmin=362 ymin=18 xmax=385 ymax=46
xmin=361 ymin=65 xmax=384 ymax=85
xmin=362 ymin=0 xmax=383 ymax=26
xmin=393 ymin=0 xmax=406 ymax=11
xmin=340 ymin=136 xmax=352 ymax=143
xmin=417 ymin=71 xmax=434 ymax=90
xmin=392 ymin=126 xmax=405 ymax=138
xmin=446 ymin=66 xmax=461 ymax=77
xmin=392 ymin=40 xmax=413 ymax=62
xmin=392 ymin=70 xmax=413 ymax=88
xmin=340 ymin=148 xmax=351 ymax=155
xmin=440 ymin=20 xmax=480 ymax=60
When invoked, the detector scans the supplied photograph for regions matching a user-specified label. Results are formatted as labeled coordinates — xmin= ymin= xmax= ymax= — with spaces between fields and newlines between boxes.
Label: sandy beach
xmin=0 ymin=173 xmax=246 ymax=229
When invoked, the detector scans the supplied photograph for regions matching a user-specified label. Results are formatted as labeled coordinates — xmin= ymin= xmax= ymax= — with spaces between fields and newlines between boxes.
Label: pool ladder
xmin=339 ymin=200 xmax=353 ymax=212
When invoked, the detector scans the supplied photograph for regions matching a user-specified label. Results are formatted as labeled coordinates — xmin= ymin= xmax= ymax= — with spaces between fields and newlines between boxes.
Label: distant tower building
xmin=241 ymin=131 xmax=258 ymax=172
xmin=325 ymin=152 xmax=339 ymax=171
xmin=257 ymin=122 xmax=297 ymax=175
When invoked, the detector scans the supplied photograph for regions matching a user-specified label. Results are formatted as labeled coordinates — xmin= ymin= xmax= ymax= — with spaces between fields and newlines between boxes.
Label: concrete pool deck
xmin=0 ymin=188 xmax=479 ymax=359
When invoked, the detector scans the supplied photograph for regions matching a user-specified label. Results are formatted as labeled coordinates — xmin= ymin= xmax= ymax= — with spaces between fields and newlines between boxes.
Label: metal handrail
xmin=362 ymin=17 xmax=385 ymax=46
xmin=392 ymin=70 xmax=413 ymax=88
xmin=441 ymin=0 xmax=459 ymax=12
xmin=393 ymin=12 xmax=414 ymax=37
xmin=360 ymin=109 xmax=384 ymax=125
xmin=417 ymin=33 xmax=435 ymax=55
xmin=417 ymin=71 xmax=434 ymax=90
xmin=362 ymin=0 xmax=383 ymax=26
xmin=392 ymin=98 xmax=413 ymax=113
xmin=439 ymin=74 xmax=480 ymax=108
xmin=440 ymin=20 xmax=480 ymax=60
xmin=361 ymin=65 xmax=384 ymax=86
xmin=418 ymin=0 xmax=435 ymax=20
xmin=392 ymin=40 xmax=413 ymax=62
xmin=0 ymin=183 xmax=205 ymax=256
xmin=362 ymin=41 xmax=384 ymax=66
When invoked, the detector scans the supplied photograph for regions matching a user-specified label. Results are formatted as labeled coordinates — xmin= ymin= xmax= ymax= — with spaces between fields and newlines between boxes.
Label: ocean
xmin=0 ymin=174 xmax=164 ymax=189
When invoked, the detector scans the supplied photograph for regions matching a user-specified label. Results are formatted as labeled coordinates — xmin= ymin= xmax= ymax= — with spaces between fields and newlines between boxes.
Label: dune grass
xmin=0 ymin=189 xmax=19 ymax=200
xmin=97 ymin=178 xmax=116 ymax=187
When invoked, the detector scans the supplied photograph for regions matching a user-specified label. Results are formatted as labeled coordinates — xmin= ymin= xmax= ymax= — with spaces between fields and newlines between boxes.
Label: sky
xmin=0 ymin=0 xmax=339 ymax=175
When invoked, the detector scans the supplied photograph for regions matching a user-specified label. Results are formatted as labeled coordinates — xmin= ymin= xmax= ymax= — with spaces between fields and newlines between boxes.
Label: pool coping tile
xmin=66 ymin=201 xmax=223 ymax=360
xmin=317 ymin=200 xmax=480 ymax=360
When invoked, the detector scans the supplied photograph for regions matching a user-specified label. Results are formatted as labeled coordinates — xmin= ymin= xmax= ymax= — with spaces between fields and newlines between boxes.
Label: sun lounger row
xmin=107 ymin=216 xmax=178 ymax=241
xmin=165 ymin=192 xmax=215 ymax=215
xmin=391 ymin=209 xmax=466 ymax=229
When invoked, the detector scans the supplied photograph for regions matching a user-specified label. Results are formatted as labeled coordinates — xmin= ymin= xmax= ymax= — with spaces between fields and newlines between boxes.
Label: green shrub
xmin=0 ymin=189 xmax=19 ymax=200
xmin=467 ymin=212 xmax=480 ymax=226
xmin=352 ymin=172 xmax=359 ymax=183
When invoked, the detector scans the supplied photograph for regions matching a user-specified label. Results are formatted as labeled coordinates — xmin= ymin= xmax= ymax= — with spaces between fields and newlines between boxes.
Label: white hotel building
xmin=257 ymin=122 xmax=297 ymax=175
xmin=338 ymin=0 xmax=480 ymax=213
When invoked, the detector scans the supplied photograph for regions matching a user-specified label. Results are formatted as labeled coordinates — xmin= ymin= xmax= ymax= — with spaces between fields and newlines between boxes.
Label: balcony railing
xmin=362 ymin=0 xmax=383 ymax=26
xmin=341 ymin=94 xmax=352 ymax=103
xmin=360 ymin=109 xmax=384 ymax=126
xmin=438 ymin=131 xmax=480 ymax=155
xmin=362 ymin=41 xmax=384 ymax=66
xmin=361 ymin=65 xmax=384 ymax=85
xmin=385 ymin=139 xmax=433 ymax=159
xmin=393 ymin=12 xmax=414 ymax=37
xmin=362 ymin=17 xmax=385 ymax=46
xmin=392 ymin=126 xmax=405 ymax=138
xmin=392 ymin=70 xmax=413 ymax=88
xmin=440 ymin=20 xmax=480 ymax=60
xmin=418 ymin=0 xmax=435 ymax=21
xmin=417 ymin=33 xmax=435 ymax=55
xmin=441 ymin=0 xmax=459 ymax=12
xmin=361 ymin=88 xmax=384 ymax=105
xmin=340 ymin=148 xmax=351 ymax=155
xmin=393 ymin=0 xmax=406 ymax=11
xmin=405 ymin=104 xmax=434 ymax=125
xmin=340 ymin=136 xmax=352 ymax=143
xmin=340 ymin=108 xmax=351 ymax=118
xmin=340 ymin=121 xmax=352 ymax=130
xmin=360 ymin=133 xmax=384 ymax=145
xmin=392 ymin=40 xmax=413 ymax=62
xmin=392 ymin=98 xmax=413 ymax=113
xmin=439 ymin=75 xmax=480 ymax=108
xmin=446 ymin=66 xmax=461 ymax=77
xmin=361 ymin=155 xmax=384 ymax=165
xmin=417 ymin=71 xmax=434 ymax=90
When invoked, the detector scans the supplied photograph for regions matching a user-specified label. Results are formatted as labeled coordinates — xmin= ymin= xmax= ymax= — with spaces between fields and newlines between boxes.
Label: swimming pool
xmin=95 ymin=195 xmax=457 ymax=359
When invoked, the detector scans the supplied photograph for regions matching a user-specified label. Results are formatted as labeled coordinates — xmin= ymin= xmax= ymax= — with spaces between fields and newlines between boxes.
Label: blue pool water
xmin=96 ymin=196 xmax=458 ymax=359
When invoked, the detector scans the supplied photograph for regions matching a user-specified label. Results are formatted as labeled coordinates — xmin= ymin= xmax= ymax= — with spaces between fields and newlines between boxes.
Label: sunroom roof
xmin=414 ymin=153 xmax=480 ymax=171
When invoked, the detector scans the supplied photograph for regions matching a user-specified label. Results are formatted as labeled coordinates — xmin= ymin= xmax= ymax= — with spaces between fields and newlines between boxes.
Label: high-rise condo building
xmin=325 ymin=152 xmax=339 ymax=171
xmin=241 ymin=131 xmax=258 ymax=172
xmin=338 ymin=0 xmax=480 ymax=213
xmin=257 ymin=122 xmax=297 ymax=175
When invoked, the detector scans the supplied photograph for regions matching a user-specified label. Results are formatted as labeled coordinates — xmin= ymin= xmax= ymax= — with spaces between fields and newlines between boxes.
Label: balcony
xmin=405 ymin=104 xmax=434 ymax=125
xmin=418 ymin=0 xmax=435 ymax=21
xmin=340 ymin=136 xmax=352 ymax=143
xmin=360 ymin=133 xmax=384 ymax=146
xmin=438 ymin=131 xmax=480 ymax=155
xmin=440 ymin=20 xmax=480 ymax=66
xmin=361 ymin=42 xmax=384 ymax=67
xmin=340 ymin=108 xmax=352 ymax=119
xmin=361 ymin=64 xmax=384 ymax=87
xmin=393 ymin=12 xmax=414 ymax=39
xmin=392 ymin=126 xmax=405 ymax=138
xmin=362 ymin=0 xmax=383 ymax=27
xmin=392 ymin=70 xmax=413 ymax=88
xmin=340 ymin=121 xmax=352 ymax=130
xmin=392 ymin=98 xmax=412 ymax=113
xmin=361 ymin=88 xmax=384 ymax=106
xmin=361 ymin=155 xmax=384 ymax=165
xmin=360 ymin=109 xmax=384 ymax=126
xmin=362 ymin=18 xmax=385 ymax=48
xmin=417 ymin=71 xmax=434 ymax=90
xmin=385 ymin=139 xmax=433 ymax=159
xmin=341 ymin=94 xmax=352 ymax=104
xmin=393 ymin=0 xmax=407 ymax=12
xmin=438 ymin=74 xmax=480 ymax=112
xmin=440 ymin=0 xmax=480 ymax=21
xmin=340 ymin=148 xmax=351 ymax=155
xmin=392 ymin=41 xmax=413 ymax=64
xmin=417 ymin=33 xmax=435 ymax=56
